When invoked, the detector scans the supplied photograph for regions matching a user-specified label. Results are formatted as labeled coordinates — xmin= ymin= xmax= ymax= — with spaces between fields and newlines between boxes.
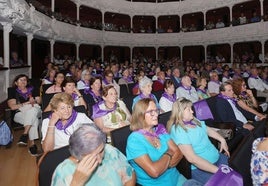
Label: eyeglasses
xmin=107 ymin=75 xmax=114 ymax=78
xmin=145 ymin=109 xmax=160 ymax=116
xmin=242 ymin=84 xmax=247 ymax=87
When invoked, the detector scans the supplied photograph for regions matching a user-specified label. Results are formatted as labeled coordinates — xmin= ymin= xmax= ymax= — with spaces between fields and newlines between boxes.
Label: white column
xmin=130 ymin=15 xmax=133 ymax=33
xmin=50 ymin=39 xmax=55 ymax=62
xmin=76 ymin=3 xmax=80 ymax=21
xmin=203 ymin=11 xmax=206 ymax=29
xmin=180 ymin=15 xmax=182 ymax=30
xmin=180 ymin=46 xmax=183 ymax=61
xmin=26 ymin=33 xmax=33 ymax=66
xmin=130 ymin=46 xmax=133 ymax=63
xmin=261 ymin=40 xmax=265 ymax=63
xmin=204 ymin=44 xmax=207 ymax=62
xmin=101 ymin=45 xmax=104 ymax=62
xmin=156 ymin=16 xmax=158 ymax=33
xmin=102 ymin=11 xmax=105 ymax=30
xmin=230 ymin=43 xmax=234 ymax=64
xmin=260 ymin=0 xmax=264 ymax=20
xmin=155 ymin=46 xmax=158 ymax=60
xmin=230 ymin=6 xmax=233 ymax=27
xmin=51 ymin=0 xmax=55 ymax=12
xmin=1 ymin=22 xmax=12 ymax=68
xmin=76 ymin=43 xmax=80 ymax=61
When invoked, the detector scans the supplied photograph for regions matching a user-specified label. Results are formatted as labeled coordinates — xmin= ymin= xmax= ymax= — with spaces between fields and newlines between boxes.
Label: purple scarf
xmin=196 ymin=88 xmax=207 ymax=94
xmin=218 ymin=93 xmax=237 ymax=105
xmin=136 ymin=124 xmax=167 ymax=138
xmin=81 ymin=80 xmax=89 ymax=88
xmin=45 ymin=77 xmax=53 ymax=83
xmin=139 ymin=93 xmax=154 ymax=99
xmin=249 ymin=75 xmax=259 ymax=79
xmin=162 ymin=92 xmax=176 ymax=103
xmin=240 ymin=91 xmax=248 ymax=99
xmin=123 ymin=76 xmax=133 ymax=83
xmin=92 ymin=101 xmax=117 ymax=119
xmin=103 ymin=78 xmax=111 ymax=85
xmin=49 ymin=110 xmax=78 ymax=134
xmin=180 ymin=85 xmax=192 ymax=95
xmin=183 ymin=120 xmax=196 ymax=126
xmin=71 ymin=93 xmax=79 ymax=101
xmin=16 ymin=86 xmax=33 ymax=100
xmin=84 ymin=88 xmax=102 ymax=103
xmin=210 ymin=80 xmax=221 ymax=85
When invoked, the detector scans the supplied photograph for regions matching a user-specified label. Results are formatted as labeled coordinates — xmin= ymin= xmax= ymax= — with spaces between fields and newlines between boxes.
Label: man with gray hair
xmin=51 ymin=124 xmax=136 ymax=185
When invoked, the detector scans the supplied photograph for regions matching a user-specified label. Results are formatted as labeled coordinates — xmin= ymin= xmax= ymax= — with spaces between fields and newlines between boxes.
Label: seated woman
xmin=77 ymin=69 xmax=91 ymax=90
xmin=42 ymin=66 xmax=57 ymax=85
xmin=126 ymin=98 xmax=200 ymax=186
xmin=118 ymin=68 xmax=134 ymax=85
xmin=159 ymin=80 xmax=176 ymax=112
xmin=44 ymin=77 xmax=87 ymax=111
xmin=45 ymin=72 xmax=64 ymax=94
xmin=92 ymin=85 xmax=131 ymax=133
xmin=167 ymin=98 xmax=230 ymax=184
xmin=132 ymin=76 xmax=160 ymax=110
xmin=7 ymin=74 xmax=42 ymax=156
xmin=251 ymin=136 xmax=268 ymax=185
xmin=41 ymin=93 xmax=92 ymax=152
xmin=51 ymin=124 xmax=136 ymax=186
xmin=102 ymin=69 xmax=120 ymax=98
xmin=196 ymin=77 xmax=210 ymax=100
xmin=83 ymin=76 xmax=103 ymax=106
xmin=232 ymin=78 xmax=266 ymax=120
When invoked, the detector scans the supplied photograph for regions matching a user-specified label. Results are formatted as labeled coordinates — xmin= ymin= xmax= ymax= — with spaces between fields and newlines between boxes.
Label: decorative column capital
xmin=25 ymin=32 xmax=34 ymax=40
xmin=1 ymin=22 xmax=13 ymax=33
xmin=49 ymin=39 xmax=55 ymax=45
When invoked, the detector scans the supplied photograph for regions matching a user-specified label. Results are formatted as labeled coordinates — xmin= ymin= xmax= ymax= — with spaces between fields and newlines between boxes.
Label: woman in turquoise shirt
xmin=126 ymin=98 xmax=201 ymax=186
xmin=167 ymin=98 xmax=229 ymax=184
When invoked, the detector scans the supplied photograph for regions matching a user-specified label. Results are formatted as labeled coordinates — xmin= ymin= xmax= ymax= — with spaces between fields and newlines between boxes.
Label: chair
xmin=228 ymin=133 xmax=255 ymax=186
xmin=152 ymin=90 xmax=163 ymax=101
xmin=41 ymin=93 xmax=57 ymax=111
xmin=41 ymin=84 xmax=53 ymax=94
xmin=38 ymin=146 xmax=70 ymax=186
xmin=119 ymin=84 xmax=131 ymax=98
xmin=122 ymin=95 xmax=136 ymax=114
xmin=110 ymin=125 xmax=132 ymax=156
xmin=158 ymin=111 xmax=171 ymax=128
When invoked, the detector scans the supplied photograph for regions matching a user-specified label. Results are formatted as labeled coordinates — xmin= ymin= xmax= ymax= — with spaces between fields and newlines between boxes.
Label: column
xmin=155 ymin=46 xmax=158 ymax=60
xmin=76 ymin=43 xmax=80 ymax=61
xmin=203 ymin=12 xmax=206 ymax=29
xmin=230 ymin=43 xmax=234 ymax=64
xmin=101 ymin=45 xmax=104 ymax=62
xmin=102 ymin=11 xmax=105 ymax=30
xmin=261 ymin=40 xmax=265 ymax=63
xmin=180 ymin=46 xmax=183 ymax=61
xmin=130 ymin=46 xmax=133 ymax=63
xmin=51 ymin=0 xmax=55 ymax=12
xmin=26 ymin=33 xmax=33 ymax=67
xmin=130 ymin=15 xmax=133 ymax=33
xmin=229 ymin=6 xmax=233 ymax=26
xmin=204 ymin=44 xmax=207 ymax=62
xmin=50 ymin=39 xmax=55 ymax=62
xmin=1 ymin=22 xmax=12 ymax=68
xmin=76 ymin=3 xmax=80 ymax=21
xmin=156 ymin=16 xmax=158 ymax=33
xmin=260 ymin=0 xmax=264 ymax=20
xmin=180 ymin=15 xmax=182 ymax=30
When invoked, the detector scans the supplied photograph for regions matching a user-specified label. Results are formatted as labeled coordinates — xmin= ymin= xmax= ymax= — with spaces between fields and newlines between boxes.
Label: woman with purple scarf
xmin=8 ymin=74 xmax=42 ymax=156
xmin=92 ymin=85 xmax=131 ymax=133
xmin=118 ymin=68 xmax=134 ymax=85
xmin=159 ymin=80 xmax=176 ymax=112
xmin=41 ymin=93 xmax=92 ymax=153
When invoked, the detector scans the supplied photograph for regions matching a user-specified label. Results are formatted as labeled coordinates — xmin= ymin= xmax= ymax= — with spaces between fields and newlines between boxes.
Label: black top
xmin=8 ymin=86 xmax=39 ymax=104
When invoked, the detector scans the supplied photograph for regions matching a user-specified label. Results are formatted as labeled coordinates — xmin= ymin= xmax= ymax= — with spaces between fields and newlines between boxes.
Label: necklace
xmin=138 ymin=129 xmax=160 ymax=149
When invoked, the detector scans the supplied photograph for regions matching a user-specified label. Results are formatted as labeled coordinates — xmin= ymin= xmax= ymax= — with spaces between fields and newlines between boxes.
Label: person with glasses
xmin=231 ymin=78 xmax=266 ymax=120
xmin=126 ymin=98 xmax=201 ymax=186
xmin=7 ymin=74 xmax=42 ymax=156
xmin=45 ymin=72 xmax=65 ymax=94
xmin=77 ymin=69 xmax=91 ymax=90
xmin=92 ymin=85 xmax=131 ymax=133
xmin=41 ymin=93 xmax=93 ymax=153
xmin=167 ymin=98 xmax=230 ymax=184
xmin=102 ymin=69 xmax=120 ymax=98
xmin=51 ymin=124 xmax=136 ymax=186
xmin=159 ymin=80 xmax=176 ymax=112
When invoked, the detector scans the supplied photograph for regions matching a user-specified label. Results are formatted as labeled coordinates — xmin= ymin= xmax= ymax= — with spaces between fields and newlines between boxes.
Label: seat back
xmin=110 ymin=125 xmax=132 ymax=156
xmin=122 ymin=95 xmax=136 ymax=114
xmin=38 ymin=146 xmax=70 ymax=186
xmin=228 ymin=133 xmax=255 ymax=186
xmin=41 ymin=93 xmax=57 ymax=111
xmin=158 ymin=111 xmax=171 ymax=128
xmin=119 ymin=84 xmax=131 ymax=98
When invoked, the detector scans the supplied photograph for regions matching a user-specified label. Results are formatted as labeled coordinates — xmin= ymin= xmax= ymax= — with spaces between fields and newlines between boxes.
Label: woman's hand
xmin=73 ymin=87 xmax=81 ymax=96
xmin=246 ymin=89 xmax=254 ymax=97
xmin=50 ymin=111 xmax=61 ymax=123
xmin=71 ymin=153 xmax=99 ymax=186
xmin=219 ymin=139 xmax=230 ymax=157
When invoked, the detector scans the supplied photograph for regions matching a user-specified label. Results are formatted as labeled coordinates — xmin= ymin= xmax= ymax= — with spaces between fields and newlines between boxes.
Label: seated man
xmin=248 ymin=67 xmax=268 ymax=101
xmin=215 ymin=81 xmax=257 ymax=136
xmin=208 ymin=71 xmax=222 ymax=96
xmin=176 ymin=75 xmax=199 ymax=103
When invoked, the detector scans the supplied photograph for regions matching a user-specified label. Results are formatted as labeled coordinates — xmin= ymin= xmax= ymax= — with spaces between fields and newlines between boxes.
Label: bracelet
xmin=164 ymin=152 xmax=172 ymax=159
xmin=47 ymin=126 xmax=55 ymax=128
xmin=46 ymin=132 xmax=55 ymax=134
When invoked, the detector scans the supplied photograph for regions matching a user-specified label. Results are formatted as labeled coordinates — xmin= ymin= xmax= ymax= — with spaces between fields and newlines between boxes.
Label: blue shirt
xmin=170 ymin=121 xmax=219 ymax=170
xmin=132 ymin=94 xmax=160 ymax=110
xmin=126 ymin=131 xmax=185 ymax=186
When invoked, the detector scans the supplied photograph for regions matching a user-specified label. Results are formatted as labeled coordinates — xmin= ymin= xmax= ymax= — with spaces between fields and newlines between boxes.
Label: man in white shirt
xmin=208 ymin=71 xmax=222 ymax=96
xmin=176 ymin=75 xmax=199 ymax=103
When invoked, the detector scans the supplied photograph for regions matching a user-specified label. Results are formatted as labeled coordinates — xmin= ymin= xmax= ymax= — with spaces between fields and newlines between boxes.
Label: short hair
xmin=164 ymin=79 xmax=174 ymax=89
xmin=167 ymin=97 xmax=200 ymax=132
xmin=131 ymin=98 xmax=155 ymax=131
xmin=90 ymin=76 xmax=102 ymax=86
xmin=231 ymin=78 xmax=244 ymax=96
xmin=104 ymin=69 xmax=113 ymax=77
xmin=62 ymin=76 xmax=76 ymax=88
xmin=196 ymin=77 xmax=206 ymax=88
xmin=102 ymin=85 xmax=116 ymax=97
xmin=81 ymin=69 xmax=90 ymax=81
xmin=69 ymin=124 xmax=106 ymax=161
xmin=219 ymin=81 xmax=232 ymax=92
xmin=12 ymin=74 xmax=29 ymax=87
xmin=209 ymin=70 xmax=218 ymax=77
xmin=49 ymin=92 xmax=74 ymax=110
xmin=139 ymin=76 xmax=153 ymax=90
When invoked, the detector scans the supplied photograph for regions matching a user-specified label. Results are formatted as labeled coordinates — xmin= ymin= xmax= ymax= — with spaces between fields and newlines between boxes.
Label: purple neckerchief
xmin=162 ymin=92 xmax=176 ymax=103
xmin=49 ymin=110 xmax=78 ymax=134
xmin=103 ymin=78 xmax=111 ymax=85
xmin=240 ymin=91 xmax=248 ymax=99
xmin=139 ymin=93 xmax=154 ymax=99
xmin=218 ymin=93 xmax=237 ymax=105
xmin=210 ymin=80 xmax=221 ymax=85
xmin=136 ymin=124 xmax=167 ymax=138
xmin=81 ymin=80 xmax=89 ymax=88
xmin=86 ymin=89 xmax=102 ymax=103
xmin=222 ymin=75 xmax=230 ymax=79
xmin=16 ymin=86 xmax=33 ymax=100
xmin=91 ymin=101 xmax=117 ymax=119
xmin=45 ymin=77 xmax=53 ymax=83
xmin=249 ymin=75 xmax=259 ymax=79
xmin=157 ymin=79 xmax=165 ymax=84
xmin=196 ymin=88 xmax=207 ymax=94
xmin=180 ymin=85 xmax=192 ymax=95
xmin=133 ymin=83 xmax=139 ymax=89
xmin=71 ymin=93 xmax=79 ymax=101
xmin=123 ymin=76 xmax=133 ymax=83
xmin=183 ymin=120 xmax=196 ymax=126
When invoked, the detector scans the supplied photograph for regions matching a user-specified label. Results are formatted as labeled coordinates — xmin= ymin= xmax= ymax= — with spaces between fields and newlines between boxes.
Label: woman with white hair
xmin=51 ymin=124 xmax=136 ymax=186
xmin=77 ymin=69 xmax=91 ymax=90
xmin=132 ymin=76 xmax=160 ymax=110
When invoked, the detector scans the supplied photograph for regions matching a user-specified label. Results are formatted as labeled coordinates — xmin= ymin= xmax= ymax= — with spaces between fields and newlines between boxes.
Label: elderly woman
xmin=159 ymin=80 xmax=176 ymax=112
xmin=44 ymin=77 xmax=87 ymax=111
xmin=167 ymin=98 xmax=229 ymax=184
xmin=83 ymin=76 xmax=103 ymax=106
xmin=118 ymin=68 xmax=134 ymax=85
xmin=41 ymin=93 xmax=93 ymax=152
xmin=92 ymin=85 xmax=131 ymax=133
xmin=7 ymin=74 xmax=42 ymax=156
xmin=102 ymin=69 xmax=120 ymax=97
xmin=196 ymin=77 xmax=210 ymax=100
xmin=45 ymin=72 xmax=64 ymax=94
xmin=51 ymin=124 xmax=136 ymax=186
xmin=231 ymin=78 xmax=266 ymax=120
xmin=77 ymin=69 xmax=91 ymax=90
xmin=132 ymin=76 xmax=160 ymax=110
xmin=126 ymin=98 xmax=200 ymax=186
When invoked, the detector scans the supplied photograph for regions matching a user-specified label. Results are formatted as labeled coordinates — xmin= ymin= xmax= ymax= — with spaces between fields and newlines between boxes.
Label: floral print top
xmin=251 ymin=137 xmax=268 ymax=185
